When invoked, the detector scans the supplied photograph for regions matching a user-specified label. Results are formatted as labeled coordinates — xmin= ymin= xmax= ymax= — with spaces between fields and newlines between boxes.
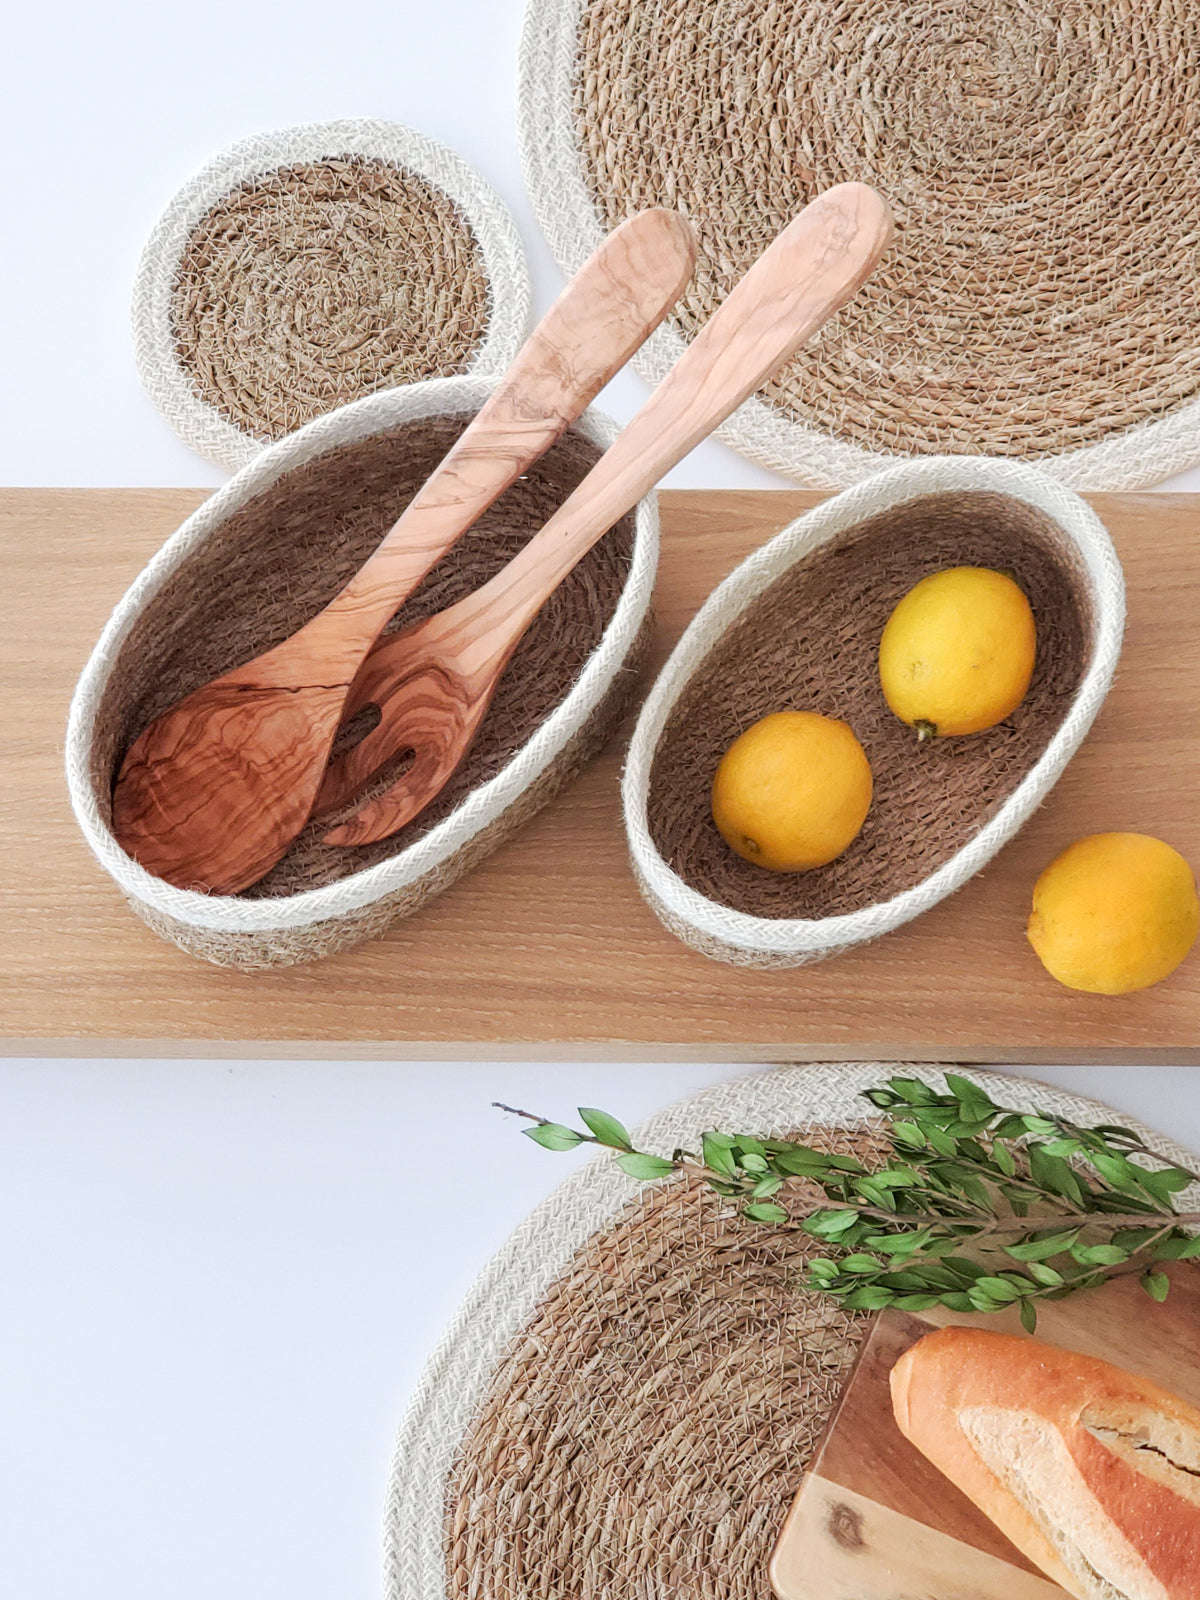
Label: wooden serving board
xmin=3 ymin=487 xmax=1200 ymax=1057
xmin=770 ymin=1264 xmax=1200 ymax=1600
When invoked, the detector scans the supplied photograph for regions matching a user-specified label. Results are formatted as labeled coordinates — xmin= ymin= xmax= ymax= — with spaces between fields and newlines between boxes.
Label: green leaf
xmin=940 ymin=1291 xmax=975 ymax=1313
xmin=807 ymin=1258 xmax=840 ymax=1282
xmin=894 ymin=1294 xmax=942 ymax=1311
xmin=889 ymin=1077 xmax=938 ymax=1106
xmin=841 ymin=1285 xmax=897 ymax=1311
xmin=967 ymin=1287 xmax=1005 ymax=1313
xmin=944 ymin=1073 xmax=995 ymax=1111
xmin=1137 ymin=1165 xmax=1193 ymax=1204
xmin=1150 ymin=1233 xmax=1200 ymax=1260
xmin=524 ymin=1122 xmax=584 ymax=1151
xmin=804 ymin=1208 xmax=860 ymax=1239
xmin=1025 ymin=1263 xmax=1065 ymax=1288
xmin=1028 ymin=1144 xmax=1085 ymax=1204
xmin=1071 ymin=1243 xmax=1129 ymax=1267
xmin=1089 ymin=1149 xmax=1141 ymax=1192
xmin=926 ymin=1125 xmax=959 ymax=1158
xmin=841 ymin=1254 xmax=885 ymax=1274
xmin=742 ymin=1201 xmax=789 ymax=1224
xmin=1141 ymin=1270 xmax=1171 ymax=1303
xmin=972 ymin=1276 xmax=1022 ymax=1303
xmin=1005 ymin=1230 xmax=1081 ymax=1262
xmin=735 ymin=1136 xmax=768 ymax=1158
xmin=891 ymin=1121 xmax=926 ymax=1149
xmin=702 ymin=1133 xmax=739 ymax=1176
xmin=578 ymin=1108 xmax=632 ymax=1150
xmin=739 ymin=1153 xmax=769 ymax=1174
xmin=616 ymin=1151 xmax=676 ymax=1180
xmin=1019 ymin=1299 xmax=1039 ymax=1334
xmin=751 ymin=1175 xmax=784 ymax=1199
xmin=773 ymin=1146 xmax=830 ymax=1176
xmin=993 ymin=1142 xmax=1017 ymax=1178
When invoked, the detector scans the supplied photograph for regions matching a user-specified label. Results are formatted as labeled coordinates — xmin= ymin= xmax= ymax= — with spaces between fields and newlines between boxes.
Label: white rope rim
xmin=65 ymin=374 xmax=658 ymax=934
xmin=518 ymin=0 xmax=1200 ymax=491
xmin=133 ymin=119 xmax=531 ymax=471
xmin=622 ymin=457 xmax=1125 ymax=962
xmin=383 ymin=1061 xmax=1200 ymax=1600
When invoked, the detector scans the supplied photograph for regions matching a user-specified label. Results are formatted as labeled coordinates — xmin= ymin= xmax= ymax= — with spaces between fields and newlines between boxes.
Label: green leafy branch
xmin=495 ymin=1075 xmax=1200 ymax=1332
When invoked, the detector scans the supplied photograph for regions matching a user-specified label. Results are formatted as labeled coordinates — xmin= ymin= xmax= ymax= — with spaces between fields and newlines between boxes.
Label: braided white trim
xmin=518 ymin=0 xmax=1200 ymax=490
xmin=383 ymin=1062 xmax=1200 ymax=1600
xmin=133 ymin=119 xmax=531 ymax=470
xmin=64 ymin=374 xmax=658 ymax=934
xmin=623 ymin=458 xmax=1124 ymax=965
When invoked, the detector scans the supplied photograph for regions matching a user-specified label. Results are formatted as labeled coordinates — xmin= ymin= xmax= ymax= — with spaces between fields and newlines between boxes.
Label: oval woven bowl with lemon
xmin=623 ymin=457 xmax=1125 ymax=969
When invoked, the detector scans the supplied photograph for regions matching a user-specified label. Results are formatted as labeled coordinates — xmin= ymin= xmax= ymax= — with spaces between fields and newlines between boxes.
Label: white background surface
xmin=5 ymin=3 xmax=1200 ymax=1599
xmin=2 ymin=1058 xmax=1199 ymax=1600
xmin=4 ymin=0 xmax=1200 ymax=494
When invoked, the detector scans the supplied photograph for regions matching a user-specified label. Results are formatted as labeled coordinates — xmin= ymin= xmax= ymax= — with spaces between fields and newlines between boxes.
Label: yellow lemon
xmin=1027 ymin=833 xmax=1200 ymax=994
xmin=879 ymin=567 xmax=1036 ymax=738
xmin=711 ymin=711 xmax=873 ymax=872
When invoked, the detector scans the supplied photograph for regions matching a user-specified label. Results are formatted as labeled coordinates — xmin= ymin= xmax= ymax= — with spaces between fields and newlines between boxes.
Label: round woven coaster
xmin=384 ymin=1064 xmax=1200 ymax=1600
xmin=520 ymin=0 xmax=1200 ymax=489
xmin=134 ymin=120 xmax=530 ymax=468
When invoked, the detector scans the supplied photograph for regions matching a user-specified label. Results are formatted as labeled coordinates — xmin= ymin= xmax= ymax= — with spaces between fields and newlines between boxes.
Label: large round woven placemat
xmin=134 ymin=120 xmax=529 ymax=468
xmin=384 ymin=1064 xmax=1200 ymax=1600
xmin=520 ymin=0 xmax=1200 ymax=489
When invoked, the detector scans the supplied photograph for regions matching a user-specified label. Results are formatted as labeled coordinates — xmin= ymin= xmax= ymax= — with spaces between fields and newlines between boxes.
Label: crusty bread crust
xmin=890 ymin=1327 xmax=1200 ymax=1600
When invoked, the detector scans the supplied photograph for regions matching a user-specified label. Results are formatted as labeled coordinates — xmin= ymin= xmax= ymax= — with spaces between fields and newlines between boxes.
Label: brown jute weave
xmin=133 ymin=121 xmax=530 ymax=470
xmin=171 ymin=158 xmax=490 ymax=442
xmin=447 ymin=1125 xmax=883 ymax=1600
xmin=524 ymin=0 xmax=1200 ymax=484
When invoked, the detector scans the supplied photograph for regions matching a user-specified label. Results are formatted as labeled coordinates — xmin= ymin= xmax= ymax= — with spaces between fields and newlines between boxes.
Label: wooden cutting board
xmin=770 ymin=1263 xmax=1200 ymax=1600
xmin=3 ymin=487 xmax=1199 ymax=1056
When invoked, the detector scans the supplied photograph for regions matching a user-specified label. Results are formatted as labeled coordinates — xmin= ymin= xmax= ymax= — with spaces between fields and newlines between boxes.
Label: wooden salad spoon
xmin=318 ymin=182 xmax=894 ymax=847
xmin=110 ymin=207 xmax=698 ymax=893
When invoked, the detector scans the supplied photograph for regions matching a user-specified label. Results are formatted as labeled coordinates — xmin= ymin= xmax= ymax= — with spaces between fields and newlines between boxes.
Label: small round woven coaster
xmin=384 ymin=1063 xmax=1200 ymax=1600
xmin=520 ymin=0 xmax=1200 ymax=490
xmin=134 ymin=120 xmax=530 ymax=468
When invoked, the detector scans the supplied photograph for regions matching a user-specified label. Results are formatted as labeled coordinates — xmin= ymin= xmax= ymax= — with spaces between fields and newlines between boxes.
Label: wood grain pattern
xmin=324 ymin=182 xmax=894 ymax=843
xmin=3 ymin=486 xmax=1200 ymax=1057
xmin=770 ymin=1265 xmax=1200 ymax=1600
xmin=108 ymin=207 xmax=698 ymax=893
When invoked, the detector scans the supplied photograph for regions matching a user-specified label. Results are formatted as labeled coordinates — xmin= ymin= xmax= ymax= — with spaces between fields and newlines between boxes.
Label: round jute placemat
xmin=134 ymin=120 xmax=530 ymax=469
xmin=384 ymin=1064 xmax=1200 ymax=1600
xmin=520 ymin=0 xmax=1200 ymax=490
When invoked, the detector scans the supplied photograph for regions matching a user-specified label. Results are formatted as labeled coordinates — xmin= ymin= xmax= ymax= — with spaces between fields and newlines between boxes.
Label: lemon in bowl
xmin=1027 ymin=832 xmax=1199 ymax=994
xmin=879 ymin=566 xmax=1036 ymax=739
xmin=711 ymin=711 xmax=872 ymax=872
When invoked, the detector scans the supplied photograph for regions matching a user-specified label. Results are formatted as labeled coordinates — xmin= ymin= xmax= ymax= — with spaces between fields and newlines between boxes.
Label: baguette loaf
xmin=890 ymin=1327 xmax=1200 ymax=1600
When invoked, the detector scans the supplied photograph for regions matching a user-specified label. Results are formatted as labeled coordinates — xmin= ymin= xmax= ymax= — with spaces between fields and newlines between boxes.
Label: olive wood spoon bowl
xmin=318 ymin=182 xmax=894 ymax=846
xmin=110 ymin=207 xmax=698 ymax=892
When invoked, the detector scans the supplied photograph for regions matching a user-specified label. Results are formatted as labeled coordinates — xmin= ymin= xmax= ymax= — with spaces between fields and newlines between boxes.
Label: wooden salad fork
xmin=110 ymin=207 xmax=698 ymax=893
xmin=318 ymin=182 xmax=894 ymax=847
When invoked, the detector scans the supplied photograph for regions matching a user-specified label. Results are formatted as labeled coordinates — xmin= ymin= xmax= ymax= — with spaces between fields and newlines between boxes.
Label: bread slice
xmin=890 ymin=1327 xmax=1200 ymax=1600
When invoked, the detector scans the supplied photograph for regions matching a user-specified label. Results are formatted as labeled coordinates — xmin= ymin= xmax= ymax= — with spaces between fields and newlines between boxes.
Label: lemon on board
xmin=711 ymin=710 xmax=873 ymax=872
xmin=1027 ymin=832 xmax=1200 ymax=995
xmin=879 ymin=567 xmax=1036 ymax=739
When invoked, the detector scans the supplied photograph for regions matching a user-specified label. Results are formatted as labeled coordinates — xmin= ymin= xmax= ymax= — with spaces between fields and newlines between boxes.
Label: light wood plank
xmin=772 ymin=1265 xmax=1200 ymax=1600
xmin=3 ymin=486 xmax=1199 ymax=1057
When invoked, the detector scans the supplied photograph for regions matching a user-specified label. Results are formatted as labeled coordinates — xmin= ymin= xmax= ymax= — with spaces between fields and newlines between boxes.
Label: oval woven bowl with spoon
xmin=623 ymin=457 xmax=1125 ymax=969
xmin=66 ymin=374 xmax=656 ymax=969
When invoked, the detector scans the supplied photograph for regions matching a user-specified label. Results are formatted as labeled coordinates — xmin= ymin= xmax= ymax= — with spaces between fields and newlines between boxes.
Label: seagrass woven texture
xmin=447 ymin=1126 xmax=884 ymax=1600
xmin=386 ymin=1065 xmax=1200 ymax=1600
xmin=171 ymin=159 xmax=491 ymax=440
xmin=134 ymin=122 xmax=530 ymax=469
xmin=646 ymin=491 xmax=1088 ymax=921
xmin=521 ymin=0 xmax=1200 ymax=487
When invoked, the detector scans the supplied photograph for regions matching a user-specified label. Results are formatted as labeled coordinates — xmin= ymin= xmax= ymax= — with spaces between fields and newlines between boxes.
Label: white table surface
xmin=5 ymin=2 xmax=1200 ymax=1597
